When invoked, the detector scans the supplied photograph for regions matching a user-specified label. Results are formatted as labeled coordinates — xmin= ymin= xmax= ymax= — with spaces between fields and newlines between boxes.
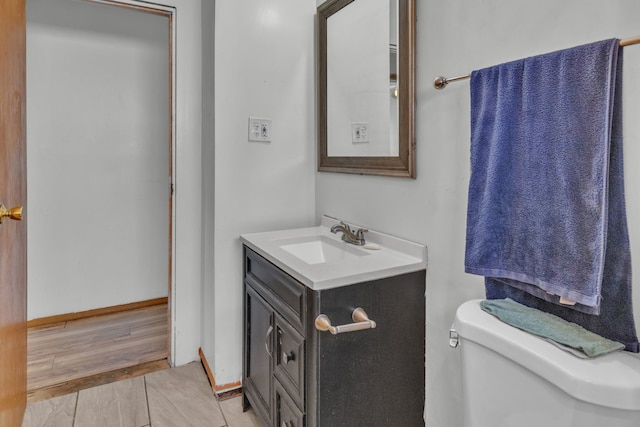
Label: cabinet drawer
xmin=275 ymin=315 xmax=305 ymax=409
xmin=275 ymin=380 xmax=305 ymax=427
xmin=245 ymin=247 xmax=306 ymax=332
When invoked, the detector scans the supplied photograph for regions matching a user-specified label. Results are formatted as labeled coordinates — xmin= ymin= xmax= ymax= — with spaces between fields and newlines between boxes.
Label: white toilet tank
xmin=452 ymin=300 xmax=640 ymax=427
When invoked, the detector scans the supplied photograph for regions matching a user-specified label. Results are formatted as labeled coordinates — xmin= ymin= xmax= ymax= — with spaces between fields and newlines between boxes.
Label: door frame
xmin=69 ymin=0 xmax=204 ymax=368
xmin=85 ymin=0 xmax=178 ymax=364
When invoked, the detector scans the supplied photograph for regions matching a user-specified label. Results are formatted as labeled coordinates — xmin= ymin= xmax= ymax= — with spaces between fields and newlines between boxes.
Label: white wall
xmin=164 ymin=0 xmax=203 ymax=367
xmin=316 ymin=0 xmax=640 ymax=425
xmin=203 ymin=0 xmax=317 ymax=385
xmin=27 ymin=0 xmax=169 ymax=318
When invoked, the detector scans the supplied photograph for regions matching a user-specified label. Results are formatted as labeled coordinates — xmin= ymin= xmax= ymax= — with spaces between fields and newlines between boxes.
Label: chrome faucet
xmin=330 ymin=221 xmax=367 ymax=246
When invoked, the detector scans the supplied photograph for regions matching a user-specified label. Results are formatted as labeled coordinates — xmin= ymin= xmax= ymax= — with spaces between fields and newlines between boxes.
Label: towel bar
xmin=433 ymin=36 xmax=640 ymax=90
xmin=315 ymin=307 xmax=377 ymax=335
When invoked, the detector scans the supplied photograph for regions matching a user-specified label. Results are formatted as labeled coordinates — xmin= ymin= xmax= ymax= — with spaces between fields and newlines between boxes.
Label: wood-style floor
xmin=22 ymin=362 xmax=263 ymax=427
xmin=27 ymin=303 xmax=170 ymax=402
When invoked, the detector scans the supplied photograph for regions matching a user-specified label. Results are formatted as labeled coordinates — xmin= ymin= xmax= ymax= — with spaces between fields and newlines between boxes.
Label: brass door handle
xmin=0 ymin=204 xmax=22 ymax=224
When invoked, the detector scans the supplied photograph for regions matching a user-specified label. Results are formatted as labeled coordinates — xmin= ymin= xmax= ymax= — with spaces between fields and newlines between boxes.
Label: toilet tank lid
xmin=453 ymin=299 xmax=640 ymax=411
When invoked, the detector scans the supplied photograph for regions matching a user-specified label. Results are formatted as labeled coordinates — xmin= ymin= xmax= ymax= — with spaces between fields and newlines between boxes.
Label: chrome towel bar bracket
xmin=315 ymin=307 xmax=377 ymax=335
xmin=433 ymin=74 xmax=470 ymax=90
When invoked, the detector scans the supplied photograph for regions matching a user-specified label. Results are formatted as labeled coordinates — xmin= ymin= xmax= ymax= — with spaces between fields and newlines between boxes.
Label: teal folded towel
xmin=480 ymin=299 xmax=625 ymax=358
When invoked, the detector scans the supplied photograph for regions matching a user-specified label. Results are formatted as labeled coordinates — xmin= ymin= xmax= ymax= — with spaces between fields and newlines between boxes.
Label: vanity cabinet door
xmin=244 ymin=284 xmax=275 ymax=425
xmin=312 ymin=270 xmax=426 ymax=427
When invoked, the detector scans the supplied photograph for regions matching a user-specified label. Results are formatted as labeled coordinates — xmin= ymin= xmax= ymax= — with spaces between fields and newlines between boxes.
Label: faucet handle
xmin=354 ymin=227 xmax=368 ymax=244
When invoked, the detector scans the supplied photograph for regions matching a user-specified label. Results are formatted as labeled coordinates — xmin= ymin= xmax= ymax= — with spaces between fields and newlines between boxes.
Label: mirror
xmin=318 ymin=0 xmax=415 ymax=178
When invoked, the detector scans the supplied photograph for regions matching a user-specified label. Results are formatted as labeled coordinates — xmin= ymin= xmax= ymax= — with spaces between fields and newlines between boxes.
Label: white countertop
xmin=240 ymin=216 xmax=427 ymax=290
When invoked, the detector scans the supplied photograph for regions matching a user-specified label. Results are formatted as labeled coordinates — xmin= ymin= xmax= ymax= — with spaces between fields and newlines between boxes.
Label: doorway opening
xmin=25 ymin=0 xmax=175 ymax=398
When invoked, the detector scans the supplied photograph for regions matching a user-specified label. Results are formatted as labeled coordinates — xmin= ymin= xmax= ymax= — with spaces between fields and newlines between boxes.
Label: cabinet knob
xmin=282 ymin=351 xmax=294 ymax=365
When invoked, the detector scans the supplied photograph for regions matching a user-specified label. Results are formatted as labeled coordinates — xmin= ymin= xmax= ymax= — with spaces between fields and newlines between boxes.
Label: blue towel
xmin=480 ymin=299 xmax=625 ymax=358
xmin=467 ymin=39 xmax=639 ymax=352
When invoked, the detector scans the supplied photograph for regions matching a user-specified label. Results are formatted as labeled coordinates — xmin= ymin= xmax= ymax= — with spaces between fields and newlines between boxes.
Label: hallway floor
xmin=22 ymin=362 xmax=262 ymax=427
xmin=28 ymin=303 xmax=169 ymax=401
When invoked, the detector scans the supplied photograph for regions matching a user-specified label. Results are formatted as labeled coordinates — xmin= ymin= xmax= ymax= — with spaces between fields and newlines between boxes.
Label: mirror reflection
xmin=318 ymin=0 xmax=415 ymax=178
xmin=326 ymin=0 xmax=398 ymax=157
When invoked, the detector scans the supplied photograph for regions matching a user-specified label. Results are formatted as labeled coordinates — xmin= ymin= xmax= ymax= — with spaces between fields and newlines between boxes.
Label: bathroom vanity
xmin=241 ymin=217 xmax=427 ymax=427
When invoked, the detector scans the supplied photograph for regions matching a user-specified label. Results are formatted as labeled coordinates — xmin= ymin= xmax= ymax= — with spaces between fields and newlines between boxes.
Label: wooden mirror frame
xmin=318 ymin=0 xmax=416 ymax=178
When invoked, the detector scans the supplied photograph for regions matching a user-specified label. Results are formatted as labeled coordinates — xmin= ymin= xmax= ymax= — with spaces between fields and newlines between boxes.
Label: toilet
xmin=451 ymin=300 xmax=640 ymax=427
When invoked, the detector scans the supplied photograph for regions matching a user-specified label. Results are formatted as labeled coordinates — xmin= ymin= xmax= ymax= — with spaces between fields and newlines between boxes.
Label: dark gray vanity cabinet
xmin=243 ymin=246 xmax=426 ymax=427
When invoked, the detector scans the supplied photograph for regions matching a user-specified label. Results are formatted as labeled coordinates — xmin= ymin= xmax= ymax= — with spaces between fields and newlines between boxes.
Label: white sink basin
xmin=279 ymin=235 xmax=369 ymax=265
xmin=240 ymin=216 xmax=427 ymax=290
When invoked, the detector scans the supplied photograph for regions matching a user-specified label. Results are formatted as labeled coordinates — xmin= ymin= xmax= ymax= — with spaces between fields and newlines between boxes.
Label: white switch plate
xmin=248 ymin=117 xmax=272 ymax=142
xmin=351 ymin=122 xmax=369 ymax=143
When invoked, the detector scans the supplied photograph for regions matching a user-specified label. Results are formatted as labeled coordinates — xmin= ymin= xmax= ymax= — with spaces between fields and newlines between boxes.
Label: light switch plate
xmin=248 ymin=117 xmax=272 ymax=142
xmin=351 ymin=122 xmax=369 ymax=143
